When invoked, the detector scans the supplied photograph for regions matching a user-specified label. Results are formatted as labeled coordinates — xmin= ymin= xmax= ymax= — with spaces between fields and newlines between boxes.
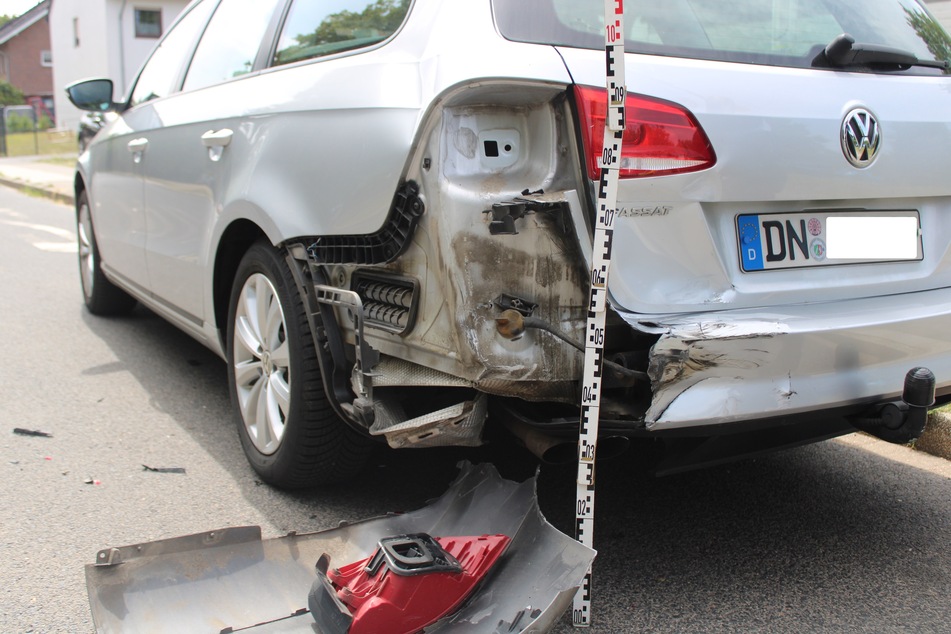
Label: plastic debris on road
xmin=141 ymin=465 xmax=187 ymax=474
xmin=85 ymin=462 xmax=596 ymax=633
xmin=13 ymin=428 xmax=53 ymax=437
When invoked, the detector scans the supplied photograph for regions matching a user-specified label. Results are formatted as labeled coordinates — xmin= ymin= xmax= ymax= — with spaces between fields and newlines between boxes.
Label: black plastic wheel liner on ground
xmin=225 ymin=240 xmax=371 ymax=488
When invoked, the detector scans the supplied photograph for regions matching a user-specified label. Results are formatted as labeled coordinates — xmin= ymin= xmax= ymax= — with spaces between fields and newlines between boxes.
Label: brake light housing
xmin=574 ymin=85 xmax=716 ymax=180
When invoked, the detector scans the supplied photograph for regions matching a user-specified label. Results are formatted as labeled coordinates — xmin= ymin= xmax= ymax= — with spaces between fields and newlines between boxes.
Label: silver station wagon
xmin=68 ymin=0 xmax=951 ymax=487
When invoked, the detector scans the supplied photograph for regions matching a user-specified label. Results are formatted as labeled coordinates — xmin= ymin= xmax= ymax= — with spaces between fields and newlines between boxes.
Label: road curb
xmin=0 ymin=176 xmax=74 ymax=207
xmin=918 ymin=411 xmax=951 ymax=460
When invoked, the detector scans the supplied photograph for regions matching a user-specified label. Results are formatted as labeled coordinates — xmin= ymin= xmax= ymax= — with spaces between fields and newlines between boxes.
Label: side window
xmin=273 ymin=0 xmax=411 ymax=66
xmin=182 ymin=0 xmax=281 ymax=92
xmin=129 ymin=0 xmax=216 ymax=107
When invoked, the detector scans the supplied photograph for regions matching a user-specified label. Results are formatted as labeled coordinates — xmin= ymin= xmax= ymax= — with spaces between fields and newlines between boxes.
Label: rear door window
xmin=182 ymin=0 xmax=282 ymax=92
xmin=129 ymin=0 xmax=216 ymax=107
xmin=272 ymin=0 xmax=411 ymax=66
xmin=492 ymin=0 xmax=951 ymax=73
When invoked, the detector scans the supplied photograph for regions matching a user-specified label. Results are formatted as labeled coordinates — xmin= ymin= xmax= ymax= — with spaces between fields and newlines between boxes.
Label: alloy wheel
xmin=232 ymin=272 xmax=291 ymax=455
xmin=77 ymin=201 xmax=95 ymax=298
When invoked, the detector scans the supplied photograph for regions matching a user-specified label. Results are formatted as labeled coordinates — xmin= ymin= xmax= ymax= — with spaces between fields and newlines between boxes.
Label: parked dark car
xmin=77 ymin=112 xmax=113 ymax=153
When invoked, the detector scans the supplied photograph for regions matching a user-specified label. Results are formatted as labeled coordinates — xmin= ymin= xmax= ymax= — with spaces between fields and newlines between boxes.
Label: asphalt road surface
xmin=1 ymin=186 xmax=949 ymax=633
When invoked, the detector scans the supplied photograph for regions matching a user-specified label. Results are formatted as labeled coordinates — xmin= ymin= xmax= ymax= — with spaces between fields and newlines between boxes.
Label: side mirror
xmin=66 ymin=78 xmax=117 ymax=112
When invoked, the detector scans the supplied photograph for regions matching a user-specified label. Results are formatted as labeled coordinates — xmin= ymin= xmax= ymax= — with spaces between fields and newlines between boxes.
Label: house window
xmin=40 ymin=50 xmax=52 ymax=67
xmin=135 ymin=9 xmax=163 ymax=38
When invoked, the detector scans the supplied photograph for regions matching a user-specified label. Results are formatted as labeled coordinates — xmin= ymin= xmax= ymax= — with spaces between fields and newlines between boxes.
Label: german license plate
xmin=737 ymin=211 xmax=922 ymax=272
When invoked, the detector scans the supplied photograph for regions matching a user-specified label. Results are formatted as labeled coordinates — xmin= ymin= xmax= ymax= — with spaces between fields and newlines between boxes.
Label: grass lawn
xmin=2 ymin=130 xmax=78 ymax=156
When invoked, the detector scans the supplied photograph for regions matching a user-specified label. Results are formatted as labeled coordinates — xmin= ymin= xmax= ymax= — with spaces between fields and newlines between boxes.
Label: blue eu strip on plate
xmin=738 ymin=214 xmax=764 ymax=271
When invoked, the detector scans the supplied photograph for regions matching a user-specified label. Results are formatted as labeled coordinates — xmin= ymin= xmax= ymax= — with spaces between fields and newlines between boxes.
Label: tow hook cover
xmin=309 ymin=533 xmax=511 ymax=634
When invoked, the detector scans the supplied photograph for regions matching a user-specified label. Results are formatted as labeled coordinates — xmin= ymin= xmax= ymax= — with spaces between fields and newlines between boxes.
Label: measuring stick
xmin=572 ymin=0 xmax=627 ymax=627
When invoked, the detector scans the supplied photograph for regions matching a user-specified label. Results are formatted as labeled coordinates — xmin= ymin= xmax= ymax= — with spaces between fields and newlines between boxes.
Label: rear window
xmin=492 ymin=0 xmax=951 ymax=74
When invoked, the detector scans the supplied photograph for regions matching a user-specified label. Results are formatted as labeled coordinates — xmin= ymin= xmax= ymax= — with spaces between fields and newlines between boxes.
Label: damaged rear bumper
xmin=85 ymin=463 xmax=594 ymax=633
xmin=625 ymin=287 xmax=951 ymax=430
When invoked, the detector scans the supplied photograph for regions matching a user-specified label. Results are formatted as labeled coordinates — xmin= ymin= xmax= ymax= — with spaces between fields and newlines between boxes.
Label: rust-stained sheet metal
xmin=85 ymin=462 xmax=595 ymax=633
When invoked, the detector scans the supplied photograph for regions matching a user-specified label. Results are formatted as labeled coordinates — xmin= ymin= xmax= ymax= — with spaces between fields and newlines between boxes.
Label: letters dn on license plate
xmin=737 ymin=211 xmax=922 ymax=272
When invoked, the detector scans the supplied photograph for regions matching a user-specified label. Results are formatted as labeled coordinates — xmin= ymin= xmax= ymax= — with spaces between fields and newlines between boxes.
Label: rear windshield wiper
xmin=812 ymin=33 xmax=948 ymax=71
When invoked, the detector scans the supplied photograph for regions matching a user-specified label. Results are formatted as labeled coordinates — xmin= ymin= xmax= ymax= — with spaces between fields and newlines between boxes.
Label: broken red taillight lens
xmin=574 ymin=85 xmax=716 ymax=180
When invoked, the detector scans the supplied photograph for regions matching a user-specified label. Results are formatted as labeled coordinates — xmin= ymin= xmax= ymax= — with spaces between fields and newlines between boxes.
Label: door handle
xmin=201 ymin=129 xmax=233 ymax=148
xmin=127 ymin=137 xmax=148 ymax=163
xmin=202 ymin=129 xmax=233 ymax=162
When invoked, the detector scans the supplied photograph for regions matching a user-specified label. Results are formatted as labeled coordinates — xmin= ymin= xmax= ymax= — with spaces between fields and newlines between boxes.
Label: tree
xmin=0 ymin=15 xmax=13 ymax=29
xmin=0 ymin=80 xmax=24 ymax=106
xmin=905 ymin=7 xmax=951 ymax=70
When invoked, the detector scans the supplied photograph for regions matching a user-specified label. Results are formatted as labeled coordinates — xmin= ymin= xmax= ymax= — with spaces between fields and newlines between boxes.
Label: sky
xmin=0 ymin=0 xmax=42 ymax=18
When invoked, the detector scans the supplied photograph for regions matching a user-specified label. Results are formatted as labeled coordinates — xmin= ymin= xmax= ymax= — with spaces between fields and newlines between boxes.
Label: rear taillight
xmin=574 ymin=85 xmax=716 ymax=180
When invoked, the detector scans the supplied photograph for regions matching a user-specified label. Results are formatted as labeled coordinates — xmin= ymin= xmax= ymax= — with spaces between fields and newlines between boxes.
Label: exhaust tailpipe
xmin=503 ymin=417 xmax=630 ymax=464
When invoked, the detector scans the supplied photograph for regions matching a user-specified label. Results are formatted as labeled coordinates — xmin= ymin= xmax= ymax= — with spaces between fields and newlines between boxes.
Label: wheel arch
xmin=74 ymin=172 xmax=87 ymax=215
xmin=212 ymin=219 xmax=268 ymax=348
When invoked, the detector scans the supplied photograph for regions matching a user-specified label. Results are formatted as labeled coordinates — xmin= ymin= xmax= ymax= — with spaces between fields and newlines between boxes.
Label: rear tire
xmin=226 ymin=241 xmax=372 ymax=488
xmin=76 ymin=190 xmax=137 ymax=315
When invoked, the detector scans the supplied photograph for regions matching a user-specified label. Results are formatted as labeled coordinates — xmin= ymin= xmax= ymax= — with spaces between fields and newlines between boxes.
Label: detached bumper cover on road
xmin=625 ymin=287 xmax=951 ymax=429
xmin=85 ymin=462 xmax=594 ymax=633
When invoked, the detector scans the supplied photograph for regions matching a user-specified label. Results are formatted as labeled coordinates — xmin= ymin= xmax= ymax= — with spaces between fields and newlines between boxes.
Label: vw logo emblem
xmin=841 ymin=108 xmax=881 ymax=168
